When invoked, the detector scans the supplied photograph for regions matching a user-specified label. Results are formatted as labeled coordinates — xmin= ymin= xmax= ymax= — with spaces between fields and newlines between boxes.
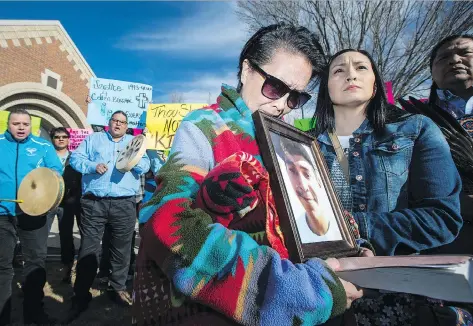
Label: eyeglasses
xmin=53 ymin=135 xmax=69 ymax=140
xmin=248 ymin=60 xmax=311 ymax=110
xmin=111 ymin=118 xmax=128 ymax=125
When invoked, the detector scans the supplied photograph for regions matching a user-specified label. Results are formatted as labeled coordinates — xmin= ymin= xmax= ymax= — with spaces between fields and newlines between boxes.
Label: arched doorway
xmin=0 ymin=82 xmax=89 ymax=135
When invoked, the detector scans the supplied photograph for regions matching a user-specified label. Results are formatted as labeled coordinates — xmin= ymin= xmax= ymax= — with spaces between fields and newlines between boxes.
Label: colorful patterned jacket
xmin=133 ymin=85 xmax=347 ymax=326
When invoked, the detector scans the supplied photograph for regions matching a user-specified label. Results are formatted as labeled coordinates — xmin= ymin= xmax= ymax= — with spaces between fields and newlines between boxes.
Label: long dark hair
xmin=312 ymin=49 xmax=398 ymax=136
xmin=428 ymin=34 xmax=473 ymax=105
xmin=237 ymin=23 xmax=326 ymax=92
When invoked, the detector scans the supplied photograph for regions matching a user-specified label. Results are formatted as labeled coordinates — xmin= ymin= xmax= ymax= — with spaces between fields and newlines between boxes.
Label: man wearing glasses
xmin=67 ymin=111 xmax=150 ymax=322
xmin=46 ymin=127 xmax=82 ymax=284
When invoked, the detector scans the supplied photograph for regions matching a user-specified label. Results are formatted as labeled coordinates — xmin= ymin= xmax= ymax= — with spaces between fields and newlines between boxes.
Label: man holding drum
xmin=67 ymin=110 xmax=150 ymax=321
xmin=0 ymin=108 xmax=63 ymax=325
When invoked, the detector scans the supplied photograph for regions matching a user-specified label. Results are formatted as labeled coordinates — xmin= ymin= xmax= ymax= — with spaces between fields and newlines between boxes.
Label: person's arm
xmin=148 ymin=151 xmax=165 ymax=175
xmin=70 ymin=135 xmax=97 ymax=174
xmin=140 ymin=120 xmax=347 ymax=325
xmin=132 ymin=151 xmax=150 ymax=175
xmin=43 ymin=144 xmax=63 ymax=174
xmin=353 ymin=116 xmax=463 ymax=256
xmin=460 ymin=193 xmax=473 ymax=222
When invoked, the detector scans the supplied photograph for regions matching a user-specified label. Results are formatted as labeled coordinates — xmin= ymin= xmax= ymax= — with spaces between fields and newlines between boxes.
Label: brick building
xmin=0 ymin=20 xmax=94 ymax=139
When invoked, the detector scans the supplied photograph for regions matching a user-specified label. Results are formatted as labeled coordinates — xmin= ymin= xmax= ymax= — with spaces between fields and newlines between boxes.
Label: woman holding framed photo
xmin=311 ymin=49 xmax=469 ymax=325
xmin=133 ymin=24 xmax=363 ymax=326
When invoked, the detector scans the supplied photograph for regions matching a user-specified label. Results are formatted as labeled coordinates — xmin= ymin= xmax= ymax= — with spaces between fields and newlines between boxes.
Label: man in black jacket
xmin=426 ymin=35 xmax=473 ymax=254
xmin=47 ymin=127 xmax=82 ymax=283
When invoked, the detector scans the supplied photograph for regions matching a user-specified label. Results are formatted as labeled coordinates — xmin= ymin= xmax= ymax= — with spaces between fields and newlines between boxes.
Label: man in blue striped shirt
xmin=67 ymin=110 xmax=150 ymax=321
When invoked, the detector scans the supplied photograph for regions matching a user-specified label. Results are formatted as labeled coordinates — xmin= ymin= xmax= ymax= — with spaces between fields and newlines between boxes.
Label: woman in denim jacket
xmin=311 ymin=49 xmax=469 ymax=325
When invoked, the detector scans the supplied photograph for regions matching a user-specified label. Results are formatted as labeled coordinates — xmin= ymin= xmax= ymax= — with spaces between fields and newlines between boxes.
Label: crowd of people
xmin=0 ymin=109 xmax=165 ymax=325
xmin=0 ymin=22 xmax=472 ymax=326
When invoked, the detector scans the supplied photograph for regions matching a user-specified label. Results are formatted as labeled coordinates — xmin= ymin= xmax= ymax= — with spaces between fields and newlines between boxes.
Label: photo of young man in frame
xmin=270 ymin=131 xmax=343 ymax=244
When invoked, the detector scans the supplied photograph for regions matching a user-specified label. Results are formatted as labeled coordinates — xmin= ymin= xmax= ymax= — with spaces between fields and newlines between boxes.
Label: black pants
xmin=0 ymin=215 xmax=49 ymax=325
xmin=74 ymin=196 xmax=136 ymax=304
xmin=47 ymin=201 xmax=82 ymax=265
xmin=60 ymin=201 xmax=82 ymax=265
xmin=100 ymin=227 xmax=136 ymax=276
xmin=100 ymin=201 xmax=140 ymax=277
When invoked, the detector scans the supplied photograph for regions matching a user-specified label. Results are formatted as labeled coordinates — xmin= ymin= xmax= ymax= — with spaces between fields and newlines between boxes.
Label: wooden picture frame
xmin=253 ymin=111 xmax=358 ymax=263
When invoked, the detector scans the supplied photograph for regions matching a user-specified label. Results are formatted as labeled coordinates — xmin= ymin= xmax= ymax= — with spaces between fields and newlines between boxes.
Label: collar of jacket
xmin=317 ymin=118 xmax=373 ymax=147
xmin=217 ymin=84 xmax=253 ymax=120
xmin=104 ymin=130 xmax=128 ymax=143
xmin=4 ymin=130 xmax=31 ymax=143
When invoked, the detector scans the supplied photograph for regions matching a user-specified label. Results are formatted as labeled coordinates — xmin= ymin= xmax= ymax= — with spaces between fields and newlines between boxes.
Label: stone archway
xmin=0 ymin=82 xmax=90 ymax=132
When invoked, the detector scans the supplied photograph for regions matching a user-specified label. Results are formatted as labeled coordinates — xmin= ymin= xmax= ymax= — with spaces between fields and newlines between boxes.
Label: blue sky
xmin=1 ymin=1 xmax=250 ymax=103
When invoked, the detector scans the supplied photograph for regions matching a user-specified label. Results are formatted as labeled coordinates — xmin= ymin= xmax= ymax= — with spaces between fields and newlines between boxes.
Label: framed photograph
xmin=253 ymin=111 xmax=358 ymax=263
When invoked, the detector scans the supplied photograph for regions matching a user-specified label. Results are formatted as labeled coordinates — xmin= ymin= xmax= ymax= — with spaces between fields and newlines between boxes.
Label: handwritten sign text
xmin=146 ymin=103 xmax=207 ymax=150
xmin=87 ymin=77 xmax=152 ymax=129
xmin=66 ymin=128 xmax=93 ymax=151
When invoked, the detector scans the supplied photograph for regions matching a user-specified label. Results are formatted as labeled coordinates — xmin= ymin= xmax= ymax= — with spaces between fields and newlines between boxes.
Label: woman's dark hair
xmin=49 ymin=127 xmax=70 ymax=139
xmin=428 ymin=34 xmax=473 ymax=105
xmin=312 ymin=49 xmax=399 ymax=136
xmin=237 ymin=23 xmax=326 ymax=92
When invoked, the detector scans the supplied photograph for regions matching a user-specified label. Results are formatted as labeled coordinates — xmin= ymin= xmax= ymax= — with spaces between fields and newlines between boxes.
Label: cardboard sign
xmin=146 ymin=103 xmax=207 ymax=150
xmin=87 ymin=77 xmax=152 ymax=129
xmin=0 ymin=111 xmax=41 ymax=136
xmin=66 ymin=128 xmax=93 ymax=151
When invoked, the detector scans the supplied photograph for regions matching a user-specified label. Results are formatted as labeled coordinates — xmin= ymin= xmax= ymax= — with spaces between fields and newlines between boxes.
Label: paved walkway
xmin=11 ymin=217 xmax=138 ymax=325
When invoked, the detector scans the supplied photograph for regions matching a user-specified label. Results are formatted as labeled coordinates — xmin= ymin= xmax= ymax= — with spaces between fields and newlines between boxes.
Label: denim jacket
xmin=317 ymin=114 xmax=462 ymax=256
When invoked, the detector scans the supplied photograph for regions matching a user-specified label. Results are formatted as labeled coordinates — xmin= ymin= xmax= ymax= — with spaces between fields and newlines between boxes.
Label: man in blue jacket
xmin=0 ymin=108 xmax=62 ymax=325
xmin=67 ymin=110 xmax=150 ymax=322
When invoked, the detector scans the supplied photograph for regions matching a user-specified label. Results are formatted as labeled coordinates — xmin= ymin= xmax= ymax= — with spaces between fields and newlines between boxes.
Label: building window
xmin=41 ymin=69 xmax=63 ymax=92
xmin=47 ymin=76 xmax=58 ymax=89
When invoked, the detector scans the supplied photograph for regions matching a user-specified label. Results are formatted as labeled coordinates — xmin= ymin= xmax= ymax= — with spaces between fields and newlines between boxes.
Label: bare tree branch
xmin=236 ymin=0 xmax=473 ymax=99
xmin=169 ymin=92 xmax=185 ymax=103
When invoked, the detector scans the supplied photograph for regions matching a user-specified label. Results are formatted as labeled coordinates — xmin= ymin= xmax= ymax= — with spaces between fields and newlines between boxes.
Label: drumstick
xmin=105 ymin=150 xmax=121 ymax=165
xmin=0 ymin=199 xmax=24 ymax=203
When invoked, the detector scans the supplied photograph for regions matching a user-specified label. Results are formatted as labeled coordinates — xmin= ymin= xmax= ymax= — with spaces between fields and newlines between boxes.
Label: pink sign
xmin=385 ymin=81 xmax=395 ymax=104
xmin=104 ymin=126 xmax=142 ymax=136
xmin=66 ymin=128 xmax=93 ymax=151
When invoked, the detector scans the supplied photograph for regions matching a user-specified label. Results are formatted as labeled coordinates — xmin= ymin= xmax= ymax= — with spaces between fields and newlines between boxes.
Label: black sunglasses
xmin=53 ymin=135 xmax=69 ymax=140
xmin=249 ymin=60 xmax=311 ymax=110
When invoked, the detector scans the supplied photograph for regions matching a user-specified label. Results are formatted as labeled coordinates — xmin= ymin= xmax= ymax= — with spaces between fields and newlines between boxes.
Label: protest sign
xmin=0 ymin=111 xmax=41 ymax=136
xmin=87 ymin=77 xmax=152 ymax=129
xmin=385 ymin=81 xmax=395 ymax=104
xmin=66 ymin=128 xmax=93 ymax=151
xmin=146 ymin=103 xmax=207 ymax=150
